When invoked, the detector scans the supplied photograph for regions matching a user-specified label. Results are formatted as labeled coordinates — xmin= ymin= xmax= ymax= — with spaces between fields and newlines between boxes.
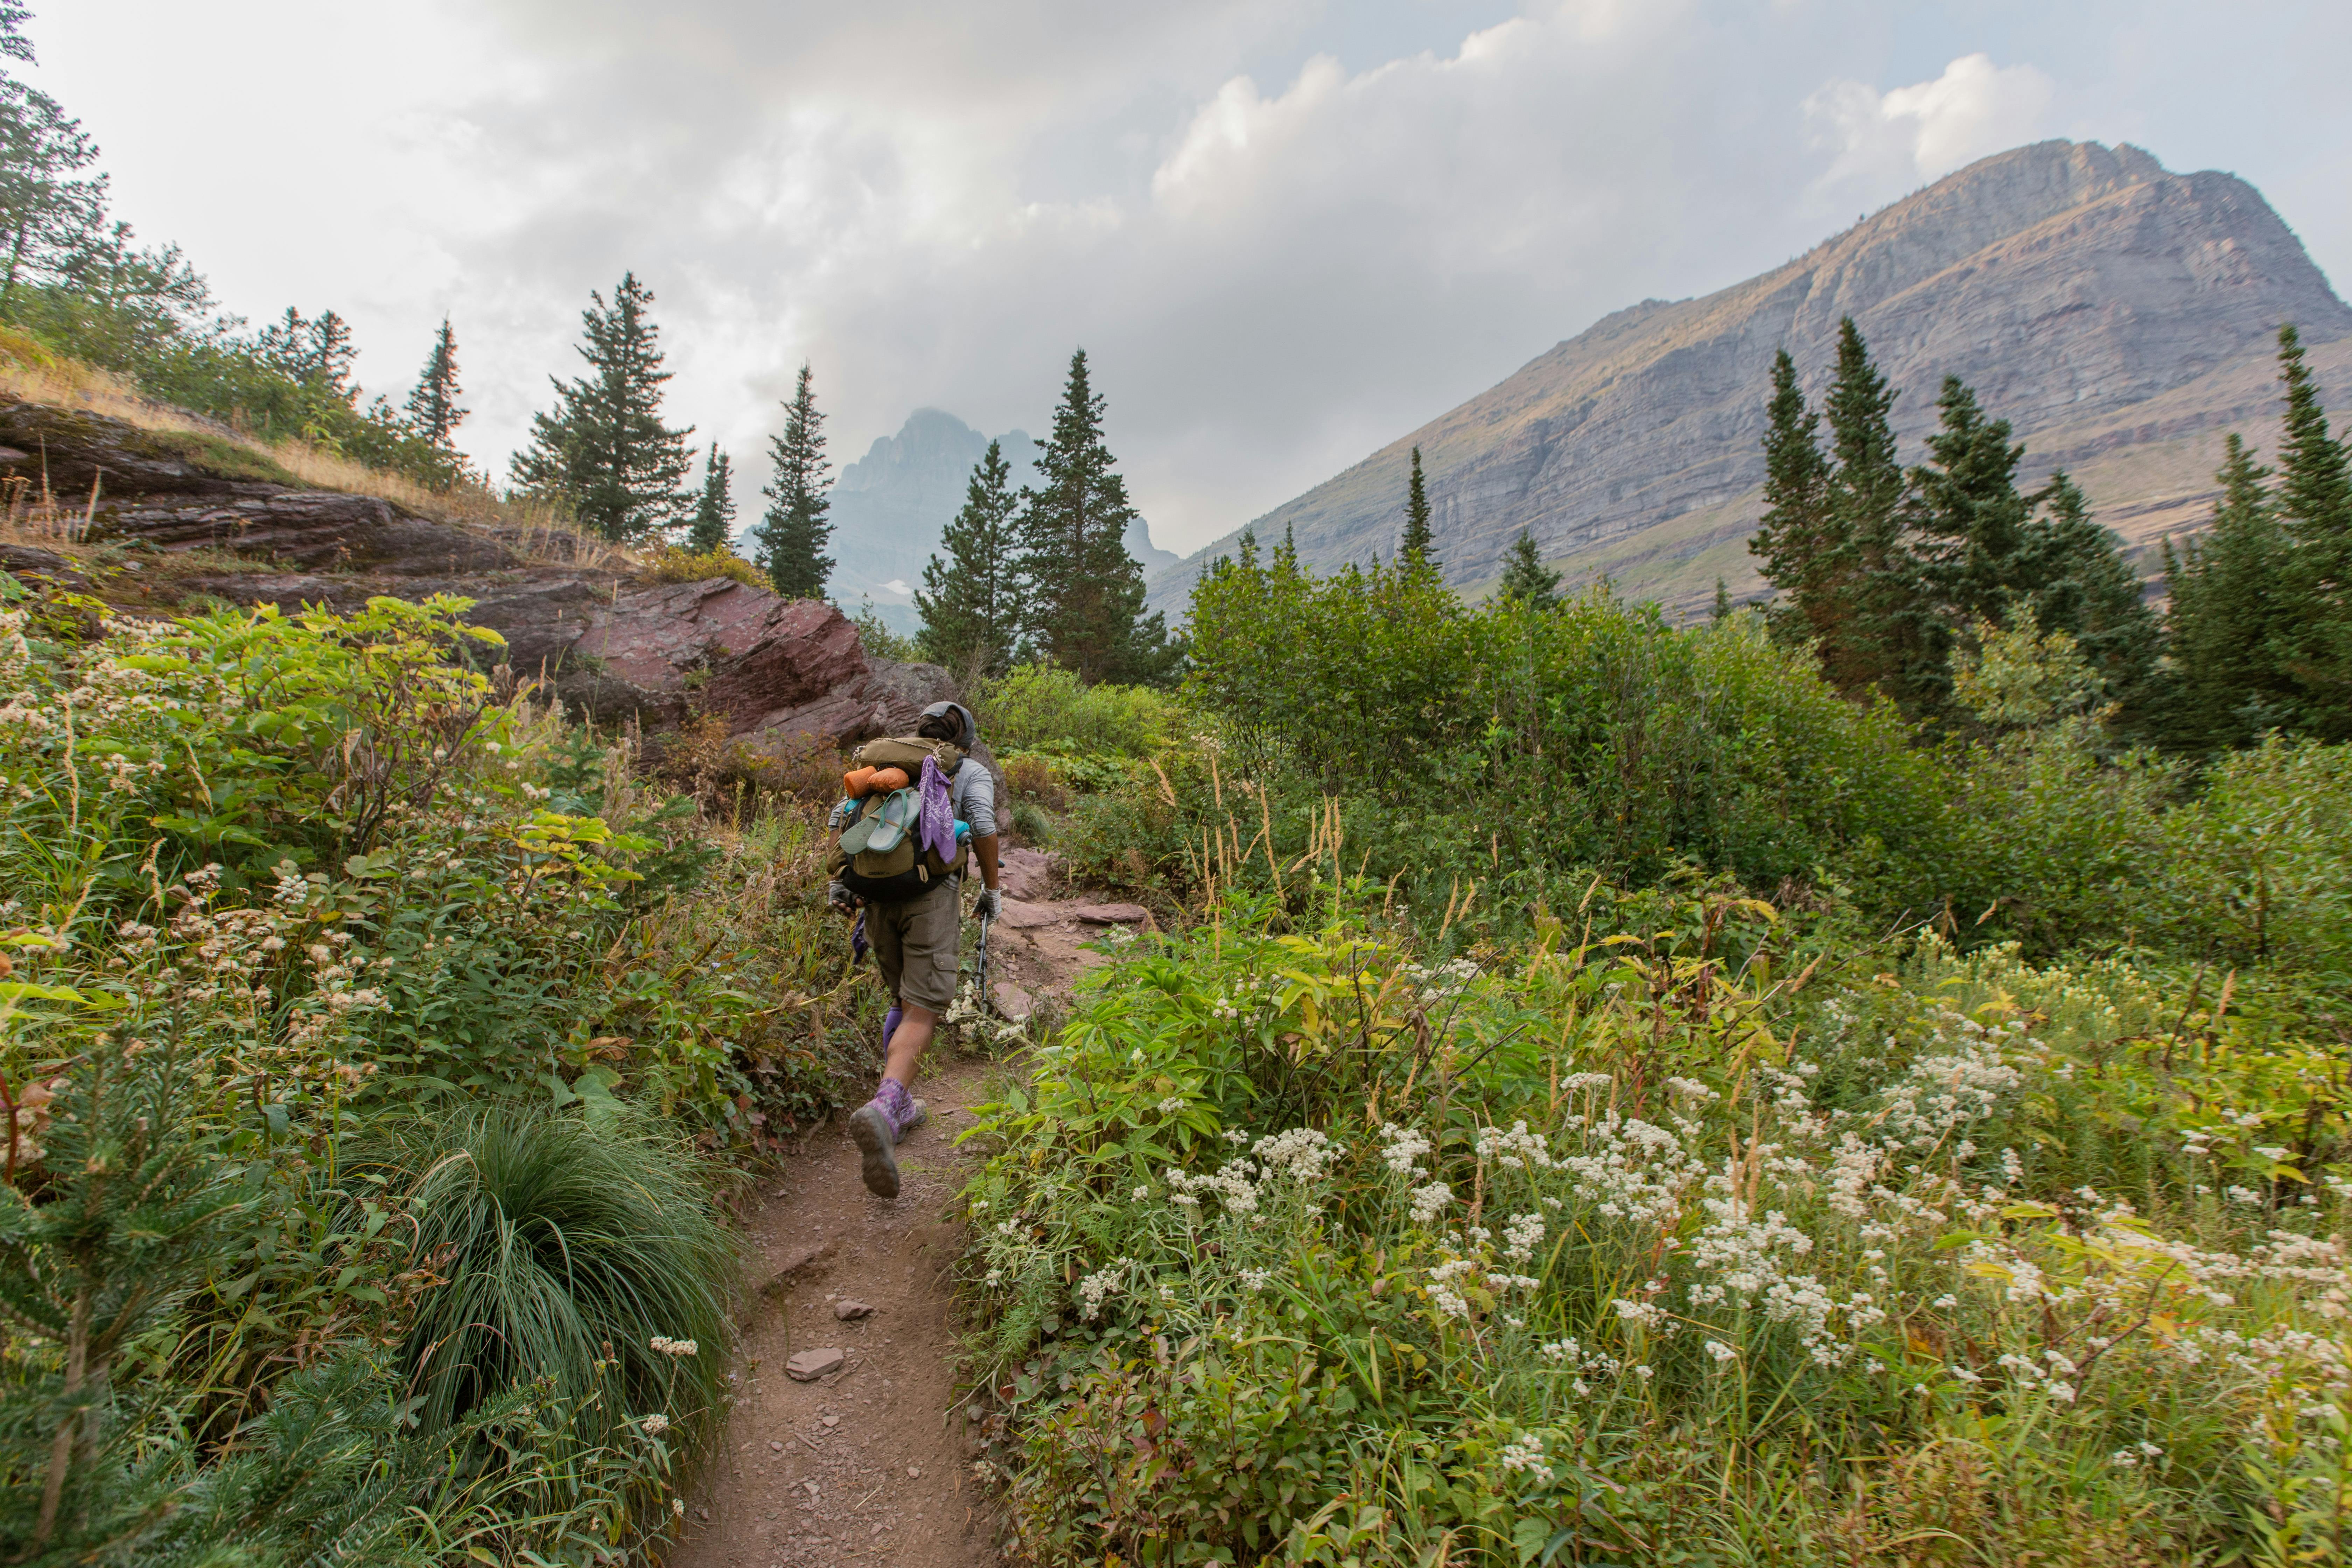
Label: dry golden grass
xmin=0 ymin=329 xmax=636 ymax=572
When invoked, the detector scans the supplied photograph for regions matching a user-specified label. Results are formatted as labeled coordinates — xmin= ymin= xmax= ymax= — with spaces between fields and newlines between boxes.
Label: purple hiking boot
xmin=848 ymin=1077 xmax=928 ymax=1199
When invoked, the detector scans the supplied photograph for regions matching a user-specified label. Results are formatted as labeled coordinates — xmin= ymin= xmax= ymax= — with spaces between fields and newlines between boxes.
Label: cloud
xmin=1805 ymin=52 xmax=2057 ymax=198
xmin=54 ymin=3 xmax=2339 ymax=560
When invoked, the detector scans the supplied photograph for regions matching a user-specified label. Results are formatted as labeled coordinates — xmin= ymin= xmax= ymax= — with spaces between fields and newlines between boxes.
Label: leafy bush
xmin=977 ymin=662 xmax=1183 ymax=757
xmin=962 ymin=892 xmax=2352 ymax=1564
xmin=646 ymin=543 xmax=765 ymax=589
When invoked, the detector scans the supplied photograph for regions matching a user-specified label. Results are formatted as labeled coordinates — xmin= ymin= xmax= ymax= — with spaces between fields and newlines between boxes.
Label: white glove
xmin=973 ymin=888 xmax=1001 ymax=920
xmin=827 ymin=881 xmax=858 ymax=912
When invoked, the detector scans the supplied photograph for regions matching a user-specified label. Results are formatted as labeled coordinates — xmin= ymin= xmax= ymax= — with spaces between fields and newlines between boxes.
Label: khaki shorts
xmin=869 ymin=881 xmax=961 ymax=1014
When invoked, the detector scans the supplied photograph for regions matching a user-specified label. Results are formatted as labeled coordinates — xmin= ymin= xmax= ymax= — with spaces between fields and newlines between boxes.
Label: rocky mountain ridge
xmin=1148 ymin=140 xmax=2352 ymax=618
xmin=0 ymin=397 xmax=953 ymax=757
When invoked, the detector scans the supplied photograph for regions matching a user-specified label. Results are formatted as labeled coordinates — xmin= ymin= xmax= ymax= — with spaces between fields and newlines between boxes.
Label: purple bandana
xmin=916 ymin=756 xmax=958 ymax=866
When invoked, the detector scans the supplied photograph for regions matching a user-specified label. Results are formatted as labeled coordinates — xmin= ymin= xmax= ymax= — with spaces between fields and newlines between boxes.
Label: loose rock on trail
xmin=671 ymin=861 xmax=1152 ymax=1567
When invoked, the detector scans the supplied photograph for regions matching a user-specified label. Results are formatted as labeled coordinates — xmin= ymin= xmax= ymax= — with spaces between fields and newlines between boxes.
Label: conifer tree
xmin=1017 ymin=348 xmax=1176 ymax=683
xmin=1823 ymin=318 xmax=1921 ymax=700
xmin=2165 ymin=435 xmax=2293 ymax=748
xmin=2268 ymin=323 xmax=2352 ymax=737
xmin=510 ymin=272 xmax=694 ymax=542
xmin=1495 ymin=527 xmax=1561 ymax=609
xmin=752 ymin=363 xmax=833 ymax=598
xmin=404 ymin=317 xmax=465 ymax=449
xmin=1401 ymin=446 xmax=1437 ymax=569
xmin=2011 ymin=470 xmax=2162 ymax=719
xmin=685 ymin=443 xmax=735 ymax=554
xmin=1750 ymin=348 xmax=1845 ymax=656
xmin=311 ymin=309 xmax=357 ymax=402
xmin=1712 ymin=577 xmax=1734 ymax=622
xmin=917 ymin=438 xmax=1026 ymax=671
xmin=0 ymin=18 xmax=107 ymax=312
xmin=1910 ymin=377 xmax=2031 ymax=626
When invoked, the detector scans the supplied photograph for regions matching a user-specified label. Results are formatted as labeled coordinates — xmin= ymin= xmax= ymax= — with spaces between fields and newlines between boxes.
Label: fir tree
xmin=404 ymin=317 xmax=465 ymax=449
xmin=917 ymin=438 xmax=1026 ymax=671
xmin=1822 ymin=318 xmax=1921 ymax=702
xmin=311 ymin=308 xmax=356 ymax=401
xmin=2268 ymin=323 xmax=2352 ymax=737
xmin=1910 ymin=376 xmax=2031 ymax=627
xmin=1017 ymin=348 xmax=1176 ymax=684
xmin=1401 ymin=446 xmax=1437 ymax=569
xmin=1494 ymin=527 xmax=1561 ymax=609
xmin=1712 ymin=577 xmax=1734 ymax=622
xmin=752 ymin=363 xmax=833 ymax=598
xmin=1750 ymin=348 xmax=1845 ymax=657
xmin=510 ymin=272 xmax=694 ymax=543
xmin=2165 ymin=434 xmax=2293 ymax=748
xmin=685 ymin=443 xmax=736 ymax=554
xmin=2011 ymin=470 xmax=2162 ymax=721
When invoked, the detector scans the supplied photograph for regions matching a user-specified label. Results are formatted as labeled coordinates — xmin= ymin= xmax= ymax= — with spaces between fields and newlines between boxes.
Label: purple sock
xmin=883 ymin=1006 xmax=902 ymax=1051
xmin=874 ymin=1077 xmax=915 ymax=1138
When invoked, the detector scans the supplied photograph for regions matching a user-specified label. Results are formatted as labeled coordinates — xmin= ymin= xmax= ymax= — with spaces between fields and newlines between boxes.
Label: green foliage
xmin=2164 ymin=434 xmax=2294 ymax=749
xmin=1492 ymin=527 xmax=1560 ymax=609
xmin=648 ymin=541 xmax=764 ymax=589
xmin=849 ymin=599 xmax=918 ymax=663
xmin=752 ymin=362 xmax=833 ymax=599
xmin=975 ymin=661 xmax=1183 ymax=758
xmin=511 ymin=271 xmax=694 ymax=544
xmin=918 ymin=436 xmax=1027 ymax=673
xmin=965 ymin=894 xmax=2352 ymax=1565
xmin=405 ymin=315 xmax=466 ymax=453
xmin=1017 ymin=349 xmax=1178 ymax=685
xmin=382 ymin=1110 xmax=734 ymax=1449
xmin=684 ymin=441 xmax=736 ymax=554
xmin=1401 ymin=446 xmax=1435 ymax=568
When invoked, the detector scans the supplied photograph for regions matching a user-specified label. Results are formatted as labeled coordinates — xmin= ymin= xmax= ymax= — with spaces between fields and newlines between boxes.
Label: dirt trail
xmin=672 ymin=853 xmax=1133 ymax=1568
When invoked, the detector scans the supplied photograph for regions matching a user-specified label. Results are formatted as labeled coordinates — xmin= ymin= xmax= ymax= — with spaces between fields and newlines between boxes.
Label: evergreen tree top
xmin=1401 ymin=447 xmax=1436 ymax=569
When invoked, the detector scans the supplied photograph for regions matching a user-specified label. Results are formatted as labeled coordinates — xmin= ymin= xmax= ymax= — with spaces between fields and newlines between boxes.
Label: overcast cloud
xmin=23 ymin=1 xmax=2352 ymax=551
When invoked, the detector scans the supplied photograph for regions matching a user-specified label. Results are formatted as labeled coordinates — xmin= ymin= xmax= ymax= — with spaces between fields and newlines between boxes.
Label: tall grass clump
xmin=388 ymin=1112 xmax=735 ymax=1447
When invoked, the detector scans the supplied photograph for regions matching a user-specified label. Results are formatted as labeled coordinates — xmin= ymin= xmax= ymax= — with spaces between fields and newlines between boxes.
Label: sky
xmin=24 ymin=1 xmax=2352 ymax=554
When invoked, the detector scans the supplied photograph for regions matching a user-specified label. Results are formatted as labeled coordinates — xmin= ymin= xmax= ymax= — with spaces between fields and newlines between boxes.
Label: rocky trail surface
xmin=671 ymin=856 xmax=1149 ymax=1568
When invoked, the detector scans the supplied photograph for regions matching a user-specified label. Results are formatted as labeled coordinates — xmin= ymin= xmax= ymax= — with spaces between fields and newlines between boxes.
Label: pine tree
xmin=1750 ymin=348 xmax=1847 ymax=657
xmin=2165 ymin=435 xmax=2293 ymax=748
xmin=685 ymin=443 xmax=736 ymax=554
xmin=916 ymin=438 xmax=1027 ymax=671
xmin=1910 ymin=376 xmax=2031 ymax=627
xmin=2268 ymin=323 xmax=2352 ymax=738
xmin=311 ymin=309 xmax=356 ymax=402
xmin=1494 ymin=527 xmax=1561 ymax=609
xmin=751 ymin=363 xmax=833 ymax=598
xmin=1017 ymin=348 xmax=1176 ymax=684
xmin=1822 ymin=318 xmax=1922 ymax=701
xmin=2011 ymin=470 xmax=2162 ymax=720
xmin=1712 ymin=577 xmax=1734 ymax=622
xmin=1401 ymin=447 xmax=1437 ymax=569
xmin=404 ymin=317 xmax=465 ymax=449
xmin=510 ymin=272 xmax=694 ymax=542
xmin=0 ymin=28 xmax=107 ymax=311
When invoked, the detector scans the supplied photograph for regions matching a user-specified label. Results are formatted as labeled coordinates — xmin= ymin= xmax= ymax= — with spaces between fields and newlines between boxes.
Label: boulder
xmin=1073 ymin=902 xmax=1155 ymax=927
xmin=995 ymin=846 xmax=1059 ymax=901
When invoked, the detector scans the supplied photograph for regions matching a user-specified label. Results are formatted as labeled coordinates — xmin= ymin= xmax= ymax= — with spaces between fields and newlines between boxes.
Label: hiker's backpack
xmin=831 ymin=735 xmax=970 ymax=903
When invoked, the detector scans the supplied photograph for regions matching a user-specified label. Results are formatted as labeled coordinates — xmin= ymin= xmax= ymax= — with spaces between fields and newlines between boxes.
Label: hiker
xmin=827 ymin=700 xmax=1002 ymax=1198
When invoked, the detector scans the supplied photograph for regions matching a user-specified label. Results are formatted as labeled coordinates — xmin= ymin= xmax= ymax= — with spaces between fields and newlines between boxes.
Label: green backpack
xmin=832 ymin=736 xmax=969 ymax=902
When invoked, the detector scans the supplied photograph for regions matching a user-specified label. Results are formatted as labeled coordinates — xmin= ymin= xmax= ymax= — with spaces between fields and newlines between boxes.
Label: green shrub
xmin=976 ymin=662 xmax=1182 ymax=756
xmin=963 ymin=895 xmax=2352 ymax=1564
xmin=646 ymin=543 xmax=765 ymax=589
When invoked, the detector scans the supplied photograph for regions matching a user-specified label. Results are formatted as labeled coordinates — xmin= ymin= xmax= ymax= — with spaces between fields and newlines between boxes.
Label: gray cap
xmin=919 ymin=700 xmax=975 ymax=749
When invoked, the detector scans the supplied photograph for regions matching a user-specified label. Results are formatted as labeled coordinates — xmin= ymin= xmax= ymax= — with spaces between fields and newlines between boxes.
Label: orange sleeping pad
xmin=841 ymin=765 xmax=912 ymax=798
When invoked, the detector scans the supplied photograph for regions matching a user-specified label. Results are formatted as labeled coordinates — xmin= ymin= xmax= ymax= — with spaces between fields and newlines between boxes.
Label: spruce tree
xmin=1494 ymin=527 xmax=1561 ymax=609
xmin=1750 ymin=348 xmax=1845 ymax=657
xmin=404 ymin=317 xmax=465 ymax=449
xmin=2165 ymin=434 xmax=2292 ymax=748
xmin=1822 ymin=318 xmax=1920 ymax=701
xmin=1910 ymin=376 xmax=2031 ymax=627
xmin=510 ymin=272 xmax=694 ymax=543
xmin=685 ymin=443 xmax=736 ymax=554
xmin=2011 ymin=470 xmax=2162 ymax=720
xmin=311 ymin=309 xmax=357 ymax=402
xmin=1017 ymin=348 xmax=1176 ymax=684
xmin=751 ymin=363 xmax=833 ymax=598
xmin=2268 ymin=323 xmax=2352 ymax=738
xmin=1401 ymin=446 xmax=1437 ymax=569
xmin=1712 ymin=577 xmax=1734 ymax=622
xmin=917 ymin=438 xmax=1027 ymax=671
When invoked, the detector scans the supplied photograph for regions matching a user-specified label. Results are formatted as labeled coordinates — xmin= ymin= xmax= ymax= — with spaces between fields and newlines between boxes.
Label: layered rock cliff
xmin=1149 ymin=140 xmax=2352 ymax=618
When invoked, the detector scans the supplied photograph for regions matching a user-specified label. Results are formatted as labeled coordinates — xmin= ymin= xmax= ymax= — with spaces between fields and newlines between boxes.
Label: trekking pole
xmin=974 ymin=911 xmax=993 ymax=1017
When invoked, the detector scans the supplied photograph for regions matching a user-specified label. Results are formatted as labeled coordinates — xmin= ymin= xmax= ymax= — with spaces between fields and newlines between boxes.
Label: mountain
xmin=824 ymin=408 xmax=1172 ymax=634
xmin=1148 ymin=140 xmax=2352 ymax=619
